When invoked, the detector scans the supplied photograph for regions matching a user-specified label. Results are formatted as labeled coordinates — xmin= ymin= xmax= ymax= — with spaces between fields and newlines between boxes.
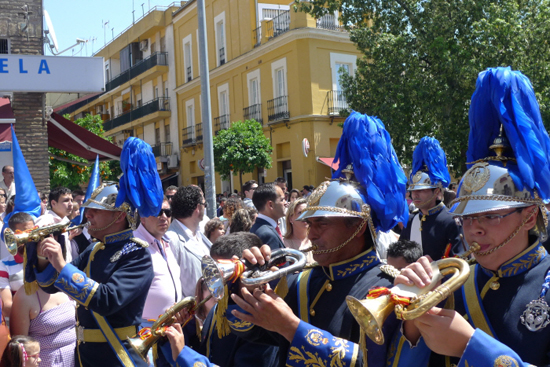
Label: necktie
xmin=276 ymin=225 xmax=283 ymax=240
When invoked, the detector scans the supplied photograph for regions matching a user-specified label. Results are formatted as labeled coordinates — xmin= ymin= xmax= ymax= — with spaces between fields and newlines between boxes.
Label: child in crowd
xmin=1 ymin=335 xmax=41 ymax=367
xmin=386 ymin=239 xmax=422 ymax=270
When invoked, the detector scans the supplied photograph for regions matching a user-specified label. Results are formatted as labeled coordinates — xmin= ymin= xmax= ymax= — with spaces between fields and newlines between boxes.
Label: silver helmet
xmin=81 ymin=182 xmax=138 ymax=229
xmin=408 ymin=171 xmax=441 ymax=191
xmin=450 ymin=163 xmax=537 ymax=216
xmin=297 ymin=180 xmax=371 ymax=221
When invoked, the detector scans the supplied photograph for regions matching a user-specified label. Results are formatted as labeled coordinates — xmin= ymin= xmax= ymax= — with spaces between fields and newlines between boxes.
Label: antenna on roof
xmin=43 ymin=10 xmax=59 ymax=53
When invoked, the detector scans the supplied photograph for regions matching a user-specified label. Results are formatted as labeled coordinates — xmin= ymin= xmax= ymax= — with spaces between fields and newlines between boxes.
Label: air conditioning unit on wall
xmin=139 ymin=40 xmax=148 ymax=51
xmin=167 ymin=154 xmax=179 ymax=169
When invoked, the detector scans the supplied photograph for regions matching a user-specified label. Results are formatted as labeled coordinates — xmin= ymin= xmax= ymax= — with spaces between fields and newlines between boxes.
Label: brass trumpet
xmin=4 ymin=221 xmax=89 ymax=256
xmin=346 ymin=257 xmax=471 ymax=345
xmin=128 ymin=296 xmax=203 ymax=362
xmin=129 ymin=248 xmax=307 ymax=361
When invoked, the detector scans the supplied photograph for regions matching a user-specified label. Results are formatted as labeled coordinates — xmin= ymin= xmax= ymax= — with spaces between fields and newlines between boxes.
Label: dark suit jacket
xmin=250 ymin=217 xmax=285 ymax=250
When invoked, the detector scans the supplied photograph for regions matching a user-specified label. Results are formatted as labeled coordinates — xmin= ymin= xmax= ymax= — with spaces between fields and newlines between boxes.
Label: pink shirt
xmin=133 ymin=224 xmax=183 ymax=320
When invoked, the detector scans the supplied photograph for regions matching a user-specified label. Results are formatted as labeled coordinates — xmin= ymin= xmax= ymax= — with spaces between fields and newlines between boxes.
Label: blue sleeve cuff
xmin=287 ymin=320 xmax=359 ymax=367
xmin=55 ymin=263 xmax=99 ymax=307
xmin=386 ymin=322 xmax=430 ymax=367
xmin=35 ymin=263 xmax=58 ymax=288
xmin=175 ymin=346 xmax=218 ymax=367
xmin=458 ymin=329 xmax=529 ymax=367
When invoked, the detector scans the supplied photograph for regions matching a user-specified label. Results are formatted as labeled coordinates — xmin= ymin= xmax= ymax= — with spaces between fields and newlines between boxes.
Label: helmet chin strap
xmin=88 ymin=211 xmax=124 ymax=232
xmin=474 ymin=208 xmax=537 ymax=256
xmin=311 ymin=218 xmax=367 ymax=255
xmin=413 ymin=190 xmax=439 ymax=209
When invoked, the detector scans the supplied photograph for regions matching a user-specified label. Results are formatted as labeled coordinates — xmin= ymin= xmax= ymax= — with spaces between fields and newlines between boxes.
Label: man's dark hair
xmin=252 ymin=183 xmax=278 ymax=212
xmin=8 ymin=212 xmax=34 ymax=230
xmin=242 ymin=180 xmax=257 ymax=193
xmin=172 ymin=185 xmax=203 ymax=219
xmin=275 ymin=177 xmax=286 ymax=184
xmin=211 ymin=232 xmax=262 ymax=259
xmin=165 ymin=185 xmax=178 ymax=193
xmin=387 ymin=239 xmax=423 ymax=264
xmin=72 ymin=189 xmax=85 ymax=198
xmin=2 ymin=166 xmax=12 ymax=173
xmin=49 ymin=187 xmax=72 ymax=206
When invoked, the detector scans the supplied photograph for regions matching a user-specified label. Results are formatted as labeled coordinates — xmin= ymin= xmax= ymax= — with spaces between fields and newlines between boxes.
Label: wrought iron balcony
xmin=182 ymin=125 xmax=196 ymax=147
xmin=243 ymin=104 xmax=263 ymax=125
xmin=316 ymin=14 xmax=345 ymax=32
xmin=327 ymin=90 xmax=348 ymax=115
xmin=103 ymin=97 xmax=170 ymax=131
xmin=267 ymin=11 xmax=290 ymax=39
xmin=152 ymin=142 xmax=172 ymax=157
xmin=214 ymin=115 xmax=231 ymax=134
xmin=267 ymin=96 xmax=290 ymax=123
xmin=196 ymin=123 xmax=203 ymax=142
xmin=219 ymin=47 xmax=225 ymax=66
xmin=187 ymin=66 xmax=192 ymax=82
xmin=105 ymin=52 xmax=168 ymax=92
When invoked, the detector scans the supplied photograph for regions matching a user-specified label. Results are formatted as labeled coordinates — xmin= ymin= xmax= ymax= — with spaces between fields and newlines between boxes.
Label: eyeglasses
xmin=200 ymin=201 xmax=208 ymax=208
xmin=454 ymin=208 xmax=522 ymax=227
xmin=166 ymin=195 xmax=174 ymax=200
xmin=157 ymin=208 xmax=172 ymax=218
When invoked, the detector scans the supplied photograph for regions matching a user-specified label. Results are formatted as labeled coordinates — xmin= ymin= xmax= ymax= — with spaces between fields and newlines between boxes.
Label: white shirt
xmin=0 ymin=180 xmax=15 ymax=200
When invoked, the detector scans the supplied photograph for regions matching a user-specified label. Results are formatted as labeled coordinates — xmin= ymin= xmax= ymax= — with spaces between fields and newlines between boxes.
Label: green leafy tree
xmin=213 ymin=120 xmax=273 ymax=190
xmin=297 ymin=0 xmax=550 ymax=175
xmin=49 ymin=114 xmax=121 ymax=190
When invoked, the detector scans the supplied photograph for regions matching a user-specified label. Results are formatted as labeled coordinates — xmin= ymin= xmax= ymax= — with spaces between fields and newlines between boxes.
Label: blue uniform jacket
xmin=229 ymin=247 xmax=401 ymax=367
xmin=35 ymin=228 xmax=154 ymax=367
xmin=393 ymin=240 xmax=550 ymax=367
xmin=400 ymin=203 xmax=463 ymax=260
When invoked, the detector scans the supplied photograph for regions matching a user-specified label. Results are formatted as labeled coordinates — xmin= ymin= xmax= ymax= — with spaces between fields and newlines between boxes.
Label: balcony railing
xmin=316 ymin=13 xmax=345 ymax=32
xmin=219 ymin=47 xmax=225 ymax=65
xmin=267 ymin=10 xmax=290 ymax=39
xmin=214 ymin=115 xmax=231 ymax=134
xmin=105 ymin=52 xmax=168 ymax=92
xmin=196 ymin=123 xmax=203 ymax=142
xmin=152 ymin=142 xmax=172 ymax=157
xmin=57 ymin=94 xmax=103 ymax=116
xmin=186 ymin=66 xmax=192 ymax=82
xmin=182 ymin=125 xmax=196 ymax=146
xmin=253 ymin=26 xmax=261 ymax=47
xmin=103 ymin=97 xmax=170 ymax=131
xmin=267 ymin=96 xmax=290 ymax=123
xmin=327 ymin=90 xmax=348 ymax=115
xmin=243 ymin=104 xmax=263 ymax=125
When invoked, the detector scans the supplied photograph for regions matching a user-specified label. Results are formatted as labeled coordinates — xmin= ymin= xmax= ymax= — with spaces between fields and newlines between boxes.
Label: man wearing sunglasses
xmin=134 ymin=197 xmax=182 ymax=366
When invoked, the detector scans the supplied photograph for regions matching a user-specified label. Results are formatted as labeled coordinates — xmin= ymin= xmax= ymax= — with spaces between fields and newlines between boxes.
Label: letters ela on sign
xmin=0 ymin=58 xmax=51 ymax=74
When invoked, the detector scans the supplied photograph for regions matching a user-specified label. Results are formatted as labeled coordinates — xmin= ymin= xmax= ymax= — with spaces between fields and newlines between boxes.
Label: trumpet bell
xmin=3 ymin=229 xmax=18 ymax=256
xmin=346 ymin=294 xmax=394 ymax=345
xmin=202 ymin=256 xmax=236 ymax=300
xmin=127 ymin=332 xmax=158 ymax=362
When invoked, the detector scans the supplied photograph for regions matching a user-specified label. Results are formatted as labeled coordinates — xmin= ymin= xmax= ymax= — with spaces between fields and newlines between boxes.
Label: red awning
xmin=316 ymin=157 xmax=339 ymax=171
xmin=48 ymin=113 xmax=122 ymax=161
xmin=0 ymin=124 xmax=11 ymax=143
xmin=0 ymin=98 xmax=15 ymax=123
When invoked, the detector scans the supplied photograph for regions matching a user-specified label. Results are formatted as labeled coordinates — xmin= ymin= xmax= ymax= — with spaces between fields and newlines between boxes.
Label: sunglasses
xmin=158 ymin=208 xmax=172 ymax=217
xmin=166 ymin=195 xmax=174 ymax=200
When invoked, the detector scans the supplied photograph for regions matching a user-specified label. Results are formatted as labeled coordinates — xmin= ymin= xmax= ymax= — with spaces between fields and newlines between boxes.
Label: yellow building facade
xmin=56 ymin=1 xmax=362 ymax=193
xmin=173 ymin=0 xmax=361 ymax=192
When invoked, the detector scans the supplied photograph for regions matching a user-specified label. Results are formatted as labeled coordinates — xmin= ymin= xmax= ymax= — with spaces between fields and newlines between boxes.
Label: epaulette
xmin=379 ymin=264 xmax=400 ymax=278
xmin=304 ymin=261 xmax=320 ymax=270
xmin=130 ymin=237 xmax=149 ymax=248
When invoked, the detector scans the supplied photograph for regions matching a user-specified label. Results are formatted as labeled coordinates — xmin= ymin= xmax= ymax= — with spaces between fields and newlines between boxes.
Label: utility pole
xmin=197 ymin=0 xmax=216 ymax=217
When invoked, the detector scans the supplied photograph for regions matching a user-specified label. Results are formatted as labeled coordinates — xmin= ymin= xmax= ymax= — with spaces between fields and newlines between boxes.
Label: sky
xmin=43 ymin=0 xmax=181 ymax=57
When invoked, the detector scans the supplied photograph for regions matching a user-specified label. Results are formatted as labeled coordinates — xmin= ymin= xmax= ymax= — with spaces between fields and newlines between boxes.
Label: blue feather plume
xmin=468 ymin=67 xmax=550 ymax=200
xmin=410 ymin=137 xmax=450 ymax=188
xmin=332 ymin=111 xmax=409 ymax=232
xmin=115 ymin=137 xmax=164 ymax=217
